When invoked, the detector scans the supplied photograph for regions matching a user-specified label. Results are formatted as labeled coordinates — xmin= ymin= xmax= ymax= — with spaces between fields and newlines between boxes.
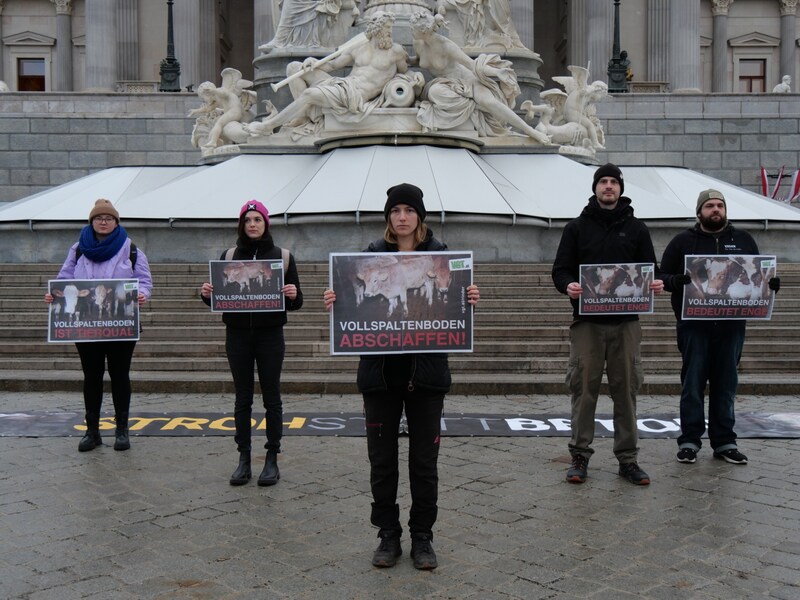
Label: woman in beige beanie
xmin=44 ymin=199 xmax=152 ymax=452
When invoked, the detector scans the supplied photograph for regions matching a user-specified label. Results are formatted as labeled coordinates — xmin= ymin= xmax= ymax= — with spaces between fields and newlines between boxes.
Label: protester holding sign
xmin=551 ymin=163 xmax=664 ymax=486
xmin=43 ymin=199 xmax=152 ymax=453
xmin=660 ymin=189 xmax=781 ymax=466
xmin=323 ymin=183 xmax=480 ymax=570
xmin=200 ymin=200 xmax=303 ymax=487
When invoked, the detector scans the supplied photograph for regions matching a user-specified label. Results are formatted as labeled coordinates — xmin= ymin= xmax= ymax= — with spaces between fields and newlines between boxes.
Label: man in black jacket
xmin=661 ymin=189 xmax=780 ymax=466
xmin=552 ymin=163 xmax=663 ymax=485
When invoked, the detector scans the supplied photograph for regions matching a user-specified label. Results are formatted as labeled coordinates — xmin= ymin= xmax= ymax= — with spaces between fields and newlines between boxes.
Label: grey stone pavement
xmin=1 ymin=391 xmax=799 ymax=600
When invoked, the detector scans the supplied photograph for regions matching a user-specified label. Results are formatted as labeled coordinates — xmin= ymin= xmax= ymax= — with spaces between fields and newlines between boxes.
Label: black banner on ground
xmin=1 ymin=412 xmax=799 ymax=439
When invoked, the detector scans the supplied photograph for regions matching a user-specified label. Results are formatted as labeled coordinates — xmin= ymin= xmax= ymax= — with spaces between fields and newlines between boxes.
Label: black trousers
xmin=225 ymin=326 xmax=285 ymax=453
xmin=75 ymin=341 xmax=137 ymax=429
xmin=363 ymin=389 xmax=444 ymax=538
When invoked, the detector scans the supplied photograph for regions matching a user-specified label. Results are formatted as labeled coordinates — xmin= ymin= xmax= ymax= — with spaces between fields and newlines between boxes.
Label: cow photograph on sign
xmin=48 ymin=279 xmax=140 ymax=343
xmin=578 ymin=262 xmax=655 ymax=315
xmin=681 ymin=254 xmax=777 ymax=320
xmin=329 ymin=251 xmax=474 ymax=354
xmin=208 ymin=259 xmax=285 ymax=312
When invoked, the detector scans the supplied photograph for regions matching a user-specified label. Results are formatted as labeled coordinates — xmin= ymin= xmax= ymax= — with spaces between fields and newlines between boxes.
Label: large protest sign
xmin=209 ymin=259 xmax=284 ymax=312
xmin=329 ymin=251 xmax=474 ymax=355
xmin=48 ymin=279 xmax=140 ymax=343
xmin=578 ymin=262 xmax=655 ymax=315
xmin=681 ymin=255 xmax=776 ymax=320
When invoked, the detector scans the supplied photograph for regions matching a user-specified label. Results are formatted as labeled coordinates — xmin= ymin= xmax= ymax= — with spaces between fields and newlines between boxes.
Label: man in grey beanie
xmin=552 ymin=163 xmax=664 ymax=486
xmin=661 ymin=189 xmax=780 ymax=466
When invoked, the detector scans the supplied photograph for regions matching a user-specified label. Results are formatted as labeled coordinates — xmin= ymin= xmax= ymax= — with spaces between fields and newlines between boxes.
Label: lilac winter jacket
xmin=57 ymin=238 xmax=153 ymax=299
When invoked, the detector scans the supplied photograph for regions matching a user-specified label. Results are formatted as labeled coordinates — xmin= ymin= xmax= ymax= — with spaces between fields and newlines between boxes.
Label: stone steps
xmin=2 ymin=262 xmax=798 ymax=394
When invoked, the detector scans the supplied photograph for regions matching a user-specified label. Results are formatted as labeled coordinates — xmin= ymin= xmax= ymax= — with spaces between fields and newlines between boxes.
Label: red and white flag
xmin=788 ymin=170 xmax=800 ymax=203
xmin=771 ymin=166 xmax=785 ymax=199
xmin=761 ymin=166 xmax=788 ymax=200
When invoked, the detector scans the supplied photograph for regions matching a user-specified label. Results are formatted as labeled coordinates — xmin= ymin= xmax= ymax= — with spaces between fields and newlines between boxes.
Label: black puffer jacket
xmin=356 ymin=230 xmax=452 ymax=394
xmin=660 ymin=223 xmax=759 ymax=319
xmin=551 ymin=196 xmax=659 ymax=322
xmin=202 ymin=236 xmax=303 ymax=328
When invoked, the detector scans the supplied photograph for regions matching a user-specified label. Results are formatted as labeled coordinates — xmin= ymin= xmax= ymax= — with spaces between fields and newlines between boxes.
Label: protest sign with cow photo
xmin=208 ymin=259 xmax=284 ymax=312
xmin=578 ymin=262 xmax=655 ymax=315
xmin=329 ymin=251 xmax=474 ymax=355
xmin=48 ymin=279 xmax=140 ymax=343
xmin=681 ymin=254 xmax=776 ymax=320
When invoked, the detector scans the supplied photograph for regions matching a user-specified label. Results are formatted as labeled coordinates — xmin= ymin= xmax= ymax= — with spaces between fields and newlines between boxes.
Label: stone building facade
xmin=0 ymin=1 xmax=797 ymax=206
xmin=0 ymin=1 xmax=797 ymax=95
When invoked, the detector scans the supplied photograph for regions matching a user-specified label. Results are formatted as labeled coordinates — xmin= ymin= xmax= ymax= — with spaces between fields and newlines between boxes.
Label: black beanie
xmin=384 ymin=183 xmax=426 ymax=222
xmin=592 ymin=163 xmax=624 ymax=195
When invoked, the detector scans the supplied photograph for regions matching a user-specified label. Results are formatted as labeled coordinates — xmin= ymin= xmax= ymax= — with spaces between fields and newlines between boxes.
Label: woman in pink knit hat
xmin=200 ymin=200 xmax=303 ymax=486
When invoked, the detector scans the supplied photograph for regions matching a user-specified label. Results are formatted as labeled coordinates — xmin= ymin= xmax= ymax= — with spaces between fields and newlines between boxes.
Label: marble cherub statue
xmin=539 ymin=64 xmax=607 ymax=150
xmin=189 ymin=68 xmax=257 ymax=152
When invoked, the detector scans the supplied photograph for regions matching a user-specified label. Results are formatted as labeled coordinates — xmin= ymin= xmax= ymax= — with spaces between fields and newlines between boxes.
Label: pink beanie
xmin=239 ymin=200 xmax=269 ymax=226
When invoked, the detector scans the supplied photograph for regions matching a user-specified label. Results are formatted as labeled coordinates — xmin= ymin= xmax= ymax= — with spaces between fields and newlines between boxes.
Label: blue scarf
xmin=78 ymin=224 xmax=128 ymax=263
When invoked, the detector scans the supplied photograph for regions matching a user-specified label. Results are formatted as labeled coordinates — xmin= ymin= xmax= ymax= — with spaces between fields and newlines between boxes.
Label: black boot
xmin=257 ymin=451 xmax=280 ymax=486
xmin=78 ymin=428 xmax=102 ymax=452
xmin=113 ymin=415 xmax=130 ymax=451
xmin=411 ymin=534 xmax=438 ymax=570
xmin=230 ymin=452 xmax=252 ymax=486
xmin=372 ymin=530 xmax=402 ymax=568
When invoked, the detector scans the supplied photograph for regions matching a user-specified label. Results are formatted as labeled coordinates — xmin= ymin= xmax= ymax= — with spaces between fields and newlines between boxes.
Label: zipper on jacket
xmin=380 ymin=357 xmax=388 ymax=390
xmin=251 ymin=249 xmax=258 ymax=327
xmin=407 ymin=357 xmax=416 ymax=392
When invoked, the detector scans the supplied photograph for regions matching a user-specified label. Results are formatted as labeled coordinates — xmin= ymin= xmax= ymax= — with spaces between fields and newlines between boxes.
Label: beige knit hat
xmin=696 ymin=189 xmax=726 ymax=215
xmin=88 ymin=199 xmax=120 ymax=223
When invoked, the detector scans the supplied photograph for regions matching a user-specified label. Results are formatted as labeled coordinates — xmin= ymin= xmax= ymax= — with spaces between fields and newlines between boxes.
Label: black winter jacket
xmin=660 ymin=223 xmax=759 ymax=319
xmin=356 ymin=230 xmax=452 ymax=394
xmin=202 ymin=236 xmax=303 ymax=328
xmin=551 ymin=196 xmax=660 ymax=322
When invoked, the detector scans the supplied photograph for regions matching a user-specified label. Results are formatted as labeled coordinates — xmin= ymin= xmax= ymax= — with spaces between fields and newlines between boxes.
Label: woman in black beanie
xmin=324 ymin=183 xmax=480 ymax=570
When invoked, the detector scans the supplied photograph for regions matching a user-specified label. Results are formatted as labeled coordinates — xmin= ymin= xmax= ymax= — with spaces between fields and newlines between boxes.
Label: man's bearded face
xmin=371 ymin=25 xmax=393 ymax=49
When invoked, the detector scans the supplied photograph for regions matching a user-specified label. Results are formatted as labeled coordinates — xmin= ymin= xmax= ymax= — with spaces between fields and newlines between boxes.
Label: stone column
xmin=85 ymin=0 xmax=117 ymax=91
xmin=711 ymin=0 xmax=733 ymax=92
xmin=254 ymin=0 xmax=277 ymax=55
xmin=116 ymin=0 xmax=138 ymax=81
xmin=568 ymin=0 xmax=588 ymax=69
xmin=175 ymin=0 xmax=199 ymax=89
xmin=174 ymin=0 xmax=216 ymax=88
xmin=587 ymin=0 xmax=613 ymax=82
xmin=51 ymin=0 xmax=74 ymax=90
xmin=779 ymin=0 xmax=798 ymax=85
xmin=512 ymin=0 xmax=535 ymax=52
xmin=669 ymin=0 xmax=701 ymax=92
xmin=646 ymin=0 xmax=669 ymax=82
xmin=0 ymin=1 xmax=6 ymax=82
xmin=198 ymin=0 xmax=217 ymax=84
